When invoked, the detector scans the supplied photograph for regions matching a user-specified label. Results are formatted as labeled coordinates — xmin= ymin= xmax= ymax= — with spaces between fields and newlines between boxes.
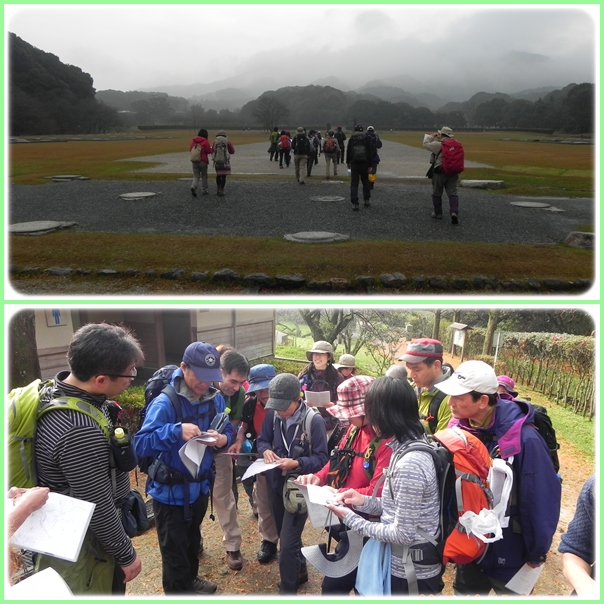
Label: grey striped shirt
xmin=343 ymin=439 xmax=441 ymax=579
xmin=35 ymin=373 xmax=136 ymax=567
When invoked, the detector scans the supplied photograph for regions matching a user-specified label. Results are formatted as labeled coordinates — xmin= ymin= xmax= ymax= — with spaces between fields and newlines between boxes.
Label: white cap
xmin=437 ymin=360 xmax=498 ymax=396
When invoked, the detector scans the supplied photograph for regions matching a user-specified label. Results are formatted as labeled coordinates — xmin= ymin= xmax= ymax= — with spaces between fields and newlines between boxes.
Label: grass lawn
xmin=383 ymin=130 xmax=594 ymax=198
xmin=8 ymin=129 xmax=594 ymax=289
xmin=9 ymin=232 xmax=593 ymax=287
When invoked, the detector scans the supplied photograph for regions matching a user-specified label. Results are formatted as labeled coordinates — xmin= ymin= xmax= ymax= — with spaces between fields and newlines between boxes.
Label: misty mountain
xmin=510 ymin=86 xmax=560 ymax=102
xmin=439 ymin=92 xmax=514 ymax=115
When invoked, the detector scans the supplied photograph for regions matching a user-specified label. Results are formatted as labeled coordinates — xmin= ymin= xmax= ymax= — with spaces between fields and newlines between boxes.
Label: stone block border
xmin=9 ymin=265 xmax=592 ymax=295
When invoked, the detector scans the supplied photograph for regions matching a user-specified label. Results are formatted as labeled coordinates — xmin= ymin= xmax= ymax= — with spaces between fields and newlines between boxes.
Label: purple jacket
xmin=450 ymin=398 xmax=561 ymax=582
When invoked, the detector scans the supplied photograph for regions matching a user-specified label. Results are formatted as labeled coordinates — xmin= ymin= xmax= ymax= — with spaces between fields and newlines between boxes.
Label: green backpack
xmin=8 ymin=379 xmax=111 ymax=488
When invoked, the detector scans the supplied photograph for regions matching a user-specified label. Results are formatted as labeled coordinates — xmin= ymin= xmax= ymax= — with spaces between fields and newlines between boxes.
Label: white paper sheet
xmin=293 ymin=482 xmax=341 ymax=528
xmin=305 ymin=390 xmax=332 ymax=407
xmin=240 ymin=459 xmax=283 ymax=481
xmin=504 ymin=563 xmax=543 ymax=595
xmin=178 ymin=434 xmax=215 ymax=478
xmin=8 ymin=567 xmax=73 ymax=597
xmin=10 ymin=492 xmax=95 ymax=563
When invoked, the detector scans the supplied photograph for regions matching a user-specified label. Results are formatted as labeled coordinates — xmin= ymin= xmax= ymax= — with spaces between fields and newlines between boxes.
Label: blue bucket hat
xmin=247 ymin=364 xmax=276 ymax=393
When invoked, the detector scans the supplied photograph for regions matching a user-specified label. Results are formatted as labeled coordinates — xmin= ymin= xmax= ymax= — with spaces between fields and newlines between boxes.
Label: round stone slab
xmin=120 ymin=192 xmax=157 ymax=200
xmin=9 ymin=220 xmax=77 ymax=235
xmin=510 ymin=201 xmax=551 ymax=208
xmin=284 ymin=231 xmax=350 ymax=244
xmin=310 ymin=196 xmax=346 ymax=202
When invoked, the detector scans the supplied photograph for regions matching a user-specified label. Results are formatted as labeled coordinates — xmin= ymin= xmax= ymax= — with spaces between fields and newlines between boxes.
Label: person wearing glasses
xmin=33 ymin=322 xmax=145 ymax=595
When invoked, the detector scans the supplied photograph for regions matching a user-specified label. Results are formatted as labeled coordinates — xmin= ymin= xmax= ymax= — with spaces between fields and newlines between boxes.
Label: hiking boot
xmin=364 ymin=200 xmax=371 ymax=207
xmin=431 ymin=211 xmax=443 ymax=219
xmin=257 ymin=540 xmax=278 ymax=564
xmin=227 ymin=550 xmax=243 ymax=571
xmin=201 ymin=190 xmax=209 ymax=195
xmin=352 ymin=203 xmax=359 ymax=211
xmin=451 ymin=213 xmax=459 ymax=224
xmin=191 ymin=188 xmax=197 ymax=197
xmin=192 ymin=576 xmax=217 ymax=594
xmin=299 ymin=181 xmax=305 ymax=185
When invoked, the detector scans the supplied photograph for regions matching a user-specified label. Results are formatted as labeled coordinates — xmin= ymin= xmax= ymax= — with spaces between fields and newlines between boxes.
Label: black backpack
xmin=377 ymin=438 xmax=457 ymax=594
xmin=138 ymin=365 xmax=218 ymax=474
xmin=529 ymin=404 xmax=561 ymax=474
xmin=351 ymin=132 xmax=368 ymax=163
xmin=295 ymin=134 xmax=310 ymax=155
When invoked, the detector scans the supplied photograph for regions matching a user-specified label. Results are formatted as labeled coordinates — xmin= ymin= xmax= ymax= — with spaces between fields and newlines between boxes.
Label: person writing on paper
xmin=134 ymin=342 xmax=234 ymax=595
xmin=437 ymin=360 xmax=561 ymax=596
xmin=326 ymin=376 xmax=445 ymax=596
xmin=559 ymin=475 xmax=596 ymax=596
xmin=257 ymin=373 xmax=329 ymax=594
xmin=296 ymin=375 xmax=392 ymax=594
xmin=34 ymin=323 xmax=144 ymax=595
xmin=229 ymin=364 xmax=280 ymax=564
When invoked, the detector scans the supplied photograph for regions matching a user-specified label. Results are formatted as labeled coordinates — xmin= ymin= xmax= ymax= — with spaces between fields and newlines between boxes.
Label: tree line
xmin=9 ymin=31 xmax=594 ymax=136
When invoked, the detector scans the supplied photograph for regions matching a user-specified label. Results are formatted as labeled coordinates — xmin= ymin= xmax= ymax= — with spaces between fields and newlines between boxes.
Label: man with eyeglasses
xmin=135 ymin=341 xmax=235 ymax=595
xmin=34 ymin=322 xmax=145 ymax=595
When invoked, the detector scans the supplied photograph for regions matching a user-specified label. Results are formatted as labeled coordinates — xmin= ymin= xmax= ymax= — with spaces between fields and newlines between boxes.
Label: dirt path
xmin=126 ymin=431 xmax=590 ymax=597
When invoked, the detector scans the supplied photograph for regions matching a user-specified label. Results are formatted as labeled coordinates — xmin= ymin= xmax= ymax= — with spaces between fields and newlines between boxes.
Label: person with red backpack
xmin=437 ymin=360 xmax=562 ymax=596
xmin=423 ymin=126 xmax=464 ymax=224
xmin=322 ymin=130 xmax=340 ymax=179
xmin=278 ymin=130 xmax=291 ymax=169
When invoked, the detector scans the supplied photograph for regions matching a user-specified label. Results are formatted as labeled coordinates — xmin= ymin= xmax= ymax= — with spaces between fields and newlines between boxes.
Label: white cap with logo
xmin=437 ymin=360 xmax=498 ymax=396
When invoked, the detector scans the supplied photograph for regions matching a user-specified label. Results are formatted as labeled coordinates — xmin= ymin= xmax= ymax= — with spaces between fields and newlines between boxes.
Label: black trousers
xmin=391 ymin=570 xmax=445 ymax=596
xmin=453 ymin=562 xmax=517 ymax=596
xmin=349 ymin=163 xmax=371 ymax=204
xmin=267 ymin=485 xmax=308 ymax=594
xmin=153 ymin=494 xmax=209 ymax=594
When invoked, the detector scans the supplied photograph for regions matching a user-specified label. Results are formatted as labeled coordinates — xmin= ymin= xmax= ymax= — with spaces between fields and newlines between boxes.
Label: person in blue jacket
xmin=437 ymin=360 xmax=562 ymax=596
xmin=257 ymin=373 xmax=329 ymax=594
xmin=134 ymin=341 xmax=234 ymax=595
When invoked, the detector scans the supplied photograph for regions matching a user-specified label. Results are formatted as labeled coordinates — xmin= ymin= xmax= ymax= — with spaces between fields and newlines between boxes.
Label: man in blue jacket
xmin=437 ymin=360 xmax=561 ymax=596
xmin=134 ymin=342 xmax=234 ymax=595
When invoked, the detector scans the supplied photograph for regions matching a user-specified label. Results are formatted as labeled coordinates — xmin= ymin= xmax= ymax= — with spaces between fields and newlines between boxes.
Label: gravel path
xmin=9 ymin=140 xmax=592 ymax=244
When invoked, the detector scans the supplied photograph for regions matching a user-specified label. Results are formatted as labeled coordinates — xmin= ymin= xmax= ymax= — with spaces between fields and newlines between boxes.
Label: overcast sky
xmin=6 ymin=4 xmax=598 ymax=97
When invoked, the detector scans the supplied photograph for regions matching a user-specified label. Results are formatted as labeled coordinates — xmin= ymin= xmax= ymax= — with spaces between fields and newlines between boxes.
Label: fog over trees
xmin=9 ymin=32 xmax=594 ymax=136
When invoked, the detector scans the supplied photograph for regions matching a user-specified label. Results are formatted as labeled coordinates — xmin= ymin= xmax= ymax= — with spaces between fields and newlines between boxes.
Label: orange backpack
xmin=433 ymin=427 xmax=494 ymax=565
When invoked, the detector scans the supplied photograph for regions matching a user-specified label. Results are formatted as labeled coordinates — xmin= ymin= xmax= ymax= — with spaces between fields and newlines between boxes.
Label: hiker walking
xmin=211 ymin=130 xmax=235 ymax=197
xmin=269 ymin=127 xmax=280 ymax=162
xmin=366 ymin=126 xmax=382 ymax=189
xmin=346 ymin=124 xmax=375 ymax=211
xmin=189 ymin=128 xmax=212 ymax=197
xmin=334 ymin=126 xmax=347 ymax=164
xmin=423 ymin=126 xmax=464 ymax=224
xmin=322 ymin=130 xmax=340 ymax=179
xmin=292 ymin=127 xmax=311 ymax=185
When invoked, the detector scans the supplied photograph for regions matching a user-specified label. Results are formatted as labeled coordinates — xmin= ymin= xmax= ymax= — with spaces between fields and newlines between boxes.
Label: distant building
xmin=33 ymin=309 xmax=275 ymax=381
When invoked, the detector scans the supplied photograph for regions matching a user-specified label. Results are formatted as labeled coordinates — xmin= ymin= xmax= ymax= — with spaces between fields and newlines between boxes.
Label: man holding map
xmin=134 ymin=341 xmax=234 ymax=595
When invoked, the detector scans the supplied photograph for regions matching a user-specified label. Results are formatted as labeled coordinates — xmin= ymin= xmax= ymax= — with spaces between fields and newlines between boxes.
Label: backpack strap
xmin=426 ymin=390 xmax=447 ymax=434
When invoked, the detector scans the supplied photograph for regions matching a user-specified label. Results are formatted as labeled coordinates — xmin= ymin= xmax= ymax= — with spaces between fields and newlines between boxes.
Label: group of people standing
xmin=8 ymin=325 xmax=589 ymax=598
